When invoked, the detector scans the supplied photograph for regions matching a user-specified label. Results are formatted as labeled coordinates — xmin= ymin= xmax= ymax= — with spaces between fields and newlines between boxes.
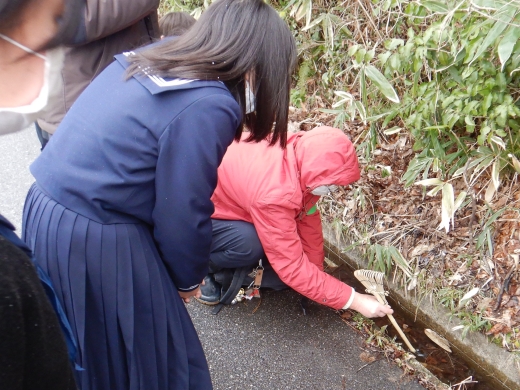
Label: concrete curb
xmin=322 ymin=223 xmax=520 ymax=390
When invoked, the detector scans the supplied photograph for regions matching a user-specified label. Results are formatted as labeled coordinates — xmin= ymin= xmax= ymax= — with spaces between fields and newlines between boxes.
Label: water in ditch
xmin=330 ymin=265 xmax=495 ymax=389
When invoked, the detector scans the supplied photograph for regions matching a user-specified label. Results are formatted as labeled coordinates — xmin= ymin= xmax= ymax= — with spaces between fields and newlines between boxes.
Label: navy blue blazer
xmin=31 ymin=53 xmax=241 ymax=292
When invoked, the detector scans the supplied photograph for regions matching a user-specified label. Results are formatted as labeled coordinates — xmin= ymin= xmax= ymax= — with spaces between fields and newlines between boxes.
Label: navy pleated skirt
xmin=22 ymin=184 xmax=212 ymax=390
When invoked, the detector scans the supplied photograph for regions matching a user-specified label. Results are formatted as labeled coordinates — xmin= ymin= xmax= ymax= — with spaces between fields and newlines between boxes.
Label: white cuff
xmin=341 ymin=288 xmax=356 ymax=310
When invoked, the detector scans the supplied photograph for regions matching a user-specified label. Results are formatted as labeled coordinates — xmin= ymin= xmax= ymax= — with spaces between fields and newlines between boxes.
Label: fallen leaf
xmin=486 ymin=323 xmax=509 ymax=336
xmin=409 ymin=244 xmax=434 ymax=258
xmin=458 ymin=287 xmax=480 ymax=308
xmin=425 ymin=329 xmax=452 ymax=353
xmin=359 ymin=352 xmax=376 ymax=363
xmin=340 ymin=311 xmax=353 ymax=320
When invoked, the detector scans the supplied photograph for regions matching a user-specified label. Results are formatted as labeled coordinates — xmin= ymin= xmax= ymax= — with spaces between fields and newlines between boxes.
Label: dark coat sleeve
xmin=0 ymin=237 xmax=77 ymax=390
xmin=83 ymin=0 xmax=159 ymax=43
xmin=153 ymin=93 xmax=240 ymax=291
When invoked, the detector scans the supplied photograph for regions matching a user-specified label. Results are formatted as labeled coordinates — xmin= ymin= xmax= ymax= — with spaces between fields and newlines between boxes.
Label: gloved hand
xmin=348 ymin=292 xmax=394 ymax=318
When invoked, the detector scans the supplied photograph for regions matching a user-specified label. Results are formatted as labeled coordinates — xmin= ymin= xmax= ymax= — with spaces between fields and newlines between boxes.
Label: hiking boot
xmin=196 ymin=274 xmax=221 ymax=305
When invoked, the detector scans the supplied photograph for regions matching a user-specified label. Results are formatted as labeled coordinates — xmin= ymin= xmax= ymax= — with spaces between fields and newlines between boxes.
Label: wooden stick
xmin=369 ymin=290 xmax=416 ymax=353
xmin=354 ymin=270 xmax=416 ymax=353
xmin=388 ymin=315 xmax=415 ymax=352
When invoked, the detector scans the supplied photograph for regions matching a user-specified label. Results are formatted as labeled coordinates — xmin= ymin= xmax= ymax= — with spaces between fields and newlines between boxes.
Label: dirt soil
xmin=288 ymin=106 xmax=520 ymax=354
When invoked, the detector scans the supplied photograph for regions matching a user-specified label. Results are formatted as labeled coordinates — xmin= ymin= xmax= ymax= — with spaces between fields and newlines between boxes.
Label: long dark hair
xmin=126 ymin=0 xmax=297 ymax=147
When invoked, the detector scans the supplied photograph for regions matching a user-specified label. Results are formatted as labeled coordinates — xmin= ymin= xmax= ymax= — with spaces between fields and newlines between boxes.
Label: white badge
xmin=311 ymin=185 xmax=339 ymax=196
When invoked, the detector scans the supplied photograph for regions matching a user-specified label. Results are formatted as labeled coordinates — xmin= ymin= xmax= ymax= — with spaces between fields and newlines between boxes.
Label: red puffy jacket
xmin=212 ymin=126 xmax=360 ymax=309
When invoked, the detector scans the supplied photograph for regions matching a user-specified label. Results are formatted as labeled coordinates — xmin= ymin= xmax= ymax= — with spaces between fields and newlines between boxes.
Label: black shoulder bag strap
xmin=212 ymin=266 xmax=250 ymax=315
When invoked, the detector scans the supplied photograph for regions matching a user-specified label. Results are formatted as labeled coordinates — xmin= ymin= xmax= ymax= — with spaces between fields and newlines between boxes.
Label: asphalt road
xmin=1 ymin=128 xmax=424 ymax=390
xmin=0 ymin=126 xmax=40 ymax=232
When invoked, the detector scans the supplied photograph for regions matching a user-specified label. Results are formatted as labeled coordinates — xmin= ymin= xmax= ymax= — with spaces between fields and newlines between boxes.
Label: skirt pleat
xmin=22 ymin=184 xmax=212 ymax=390
xmin=84 ymin=220 xmax=110 ymax=390
xmin=56 ymin=209 xmax=82 ymax=358
xmin=100 ymin=224 xmax=127 ymax=389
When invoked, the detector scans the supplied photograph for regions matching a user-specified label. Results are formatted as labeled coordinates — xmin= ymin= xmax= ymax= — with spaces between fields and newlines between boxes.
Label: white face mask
xmin=311 ymin=185 xmax=339 ymax=196
xmin=245 ymin=81 xmax=255 ymax=114
xmin=0 ymin=34 xmax=64 ymax=135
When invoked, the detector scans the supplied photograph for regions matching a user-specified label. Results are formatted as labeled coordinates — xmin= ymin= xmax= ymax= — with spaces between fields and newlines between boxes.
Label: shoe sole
xmin=194 ymin=296 xmax=220 ymax=306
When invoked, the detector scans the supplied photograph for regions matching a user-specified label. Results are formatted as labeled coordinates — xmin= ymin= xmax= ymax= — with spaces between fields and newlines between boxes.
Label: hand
xmin=349 ymin=292 xmax=394 ymax=318
xmin=179 ymin=279 xmax=205 ymax=304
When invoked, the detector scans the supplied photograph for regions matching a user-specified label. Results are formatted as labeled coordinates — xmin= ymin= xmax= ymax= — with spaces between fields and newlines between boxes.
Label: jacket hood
xmin=291 ymin=126 xmax=360 ymax=191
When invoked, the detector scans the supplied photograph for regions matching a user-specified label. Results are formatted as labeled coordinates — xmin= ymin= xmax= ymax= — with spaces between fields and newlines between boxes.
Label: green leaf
xmin=383 ymin=126 xmax=402 ymax=135
xmin=485 ymin=160 xmax=500 ymax=202
xmin=365 ymin=49 xmax=375 ymax=62
xmin=472 ymin=0 xmax=506 ymax=10
xmin=389 ymin=53 xmax=401 ymax=70
xmin=509 ymin=154 xmax=520 ymax=173
xmin=348 ymin=44 xmax=359 ymax=56
xmin=477 ymin=126 xmax=491 ymax=145
xmin=301 ymin=14 xmax=324 ymax=31
xmin=427 ymin=184 xmax=444 ymax=197
xmin=415 ymin=178 xmax=444 ymax=186
xmin=447 ymin=66 xmax=463 ymax=83
xmin=465 ymin=116 xmax=476 ymax=133
xmin=490 ymin=135 xmax=506 ymax=149
xmin=384 ymin=38 xmax=404 ymax=51
xmin=498 ymin=26 xmax=520 ymax=71
xmin=353 ymin=101 xmax=367 ymax=123
xmin=454 ymin=191 xmax=468 ymax=211
xmin=413 ymin=57 xmax=422 ymax=72
xmin=442 ymin=95 xmax=456 ymax=109
xmin=462 ymin=67 xmax=476 ymax=80
xmin=378 ymin=51 xmax=392 ymax=65
xmin=355 ymin=48 xmax=366 ymax=64
xmin=480 ymin=60 xmax=497 ymax=76
xmin=468 ymin=12 xmax=515 ymax=66
xmin=420 ymin=1 xmax=448 ymax=13
xmin=364 ymin=65 xmax=400 ymax=103
xmin=294 ymin=0 xmax=313 ymax=27
xmin=491 ymin=160 xmax=500 ymax=192
xmin=482 ymin=94 xmax=493 ymax=116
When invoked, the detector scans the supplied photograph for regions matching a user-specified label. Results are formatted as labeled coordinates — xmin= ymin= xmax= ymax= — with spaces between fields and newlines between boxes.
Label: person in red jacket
xmin=201 ymin=126 xmax=394 ymax=318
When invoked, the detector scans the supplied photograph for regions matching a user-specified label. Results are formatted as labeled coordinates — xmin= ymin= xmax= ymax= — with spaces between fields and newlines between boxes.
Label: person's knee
xmin=209 ymin=221 xmax=264 ymax=269
xmin=239 ymin=225 xmax=264 ymax=260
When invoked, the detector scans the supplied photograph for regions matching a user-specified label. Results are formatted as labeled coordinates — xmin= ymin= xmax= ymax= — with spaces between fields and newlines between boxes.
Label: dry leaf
xmin=486 ymin=323 xmax=509 ymax=336
xmin=359 ymin=352 xmax=376 ymax=363
xmin=340 ymin=311 xmax=353 ymax=320
xmin=424 ymin=329 xmax=452 ymax=353
xmin=457 ymin=287 xmax=480 ymax=308
xmin=409 ymin=244 xmax=434 ymax=258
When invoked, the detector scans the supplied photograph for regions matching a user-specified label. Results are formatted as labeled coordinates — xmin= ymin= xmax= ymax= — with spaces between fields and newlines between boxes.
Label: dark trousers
xmin=35 ymin=122 xmax=50 ymax=151
xmin=210 ymin=219 xmax=286 ymax=290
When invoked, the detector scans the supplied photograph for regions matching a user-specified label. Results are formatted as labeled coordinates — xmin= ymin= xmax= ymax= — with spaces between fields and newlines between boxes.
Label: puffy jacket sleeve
xmin=297 ymin=209 xmax=325 ymax=271
xmin=153 ymin=94 xmax=240 ymax=291
xmin=81 ymin=0 xmax=159 ymax=43
xmin=251 ymin=203 xmax=352 ymax=309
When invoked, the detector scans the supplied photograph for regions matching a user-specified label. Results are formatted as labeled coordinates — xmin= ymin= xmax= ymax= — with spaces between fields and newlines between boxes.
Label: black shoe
xmin=214 ymin=269 xmax=234 ymax=291
xmin=195 ymin=275 xmax=221 ymax=305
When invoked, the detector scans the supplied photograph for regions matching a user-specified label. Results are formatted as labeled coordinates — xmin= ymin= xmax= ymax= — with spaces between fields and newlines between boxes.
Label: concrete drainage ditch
xmin=322 ymin=223 xmax=520 ymax=390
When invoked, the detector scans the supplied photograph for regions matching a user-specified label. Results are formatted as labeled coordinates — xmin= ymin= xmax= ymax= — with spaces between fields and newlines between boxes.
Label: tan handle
xmin=372 ymin=292 xmax=416 ymax=353
xmin=387 ymin=314 xmax=416 ymax=353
